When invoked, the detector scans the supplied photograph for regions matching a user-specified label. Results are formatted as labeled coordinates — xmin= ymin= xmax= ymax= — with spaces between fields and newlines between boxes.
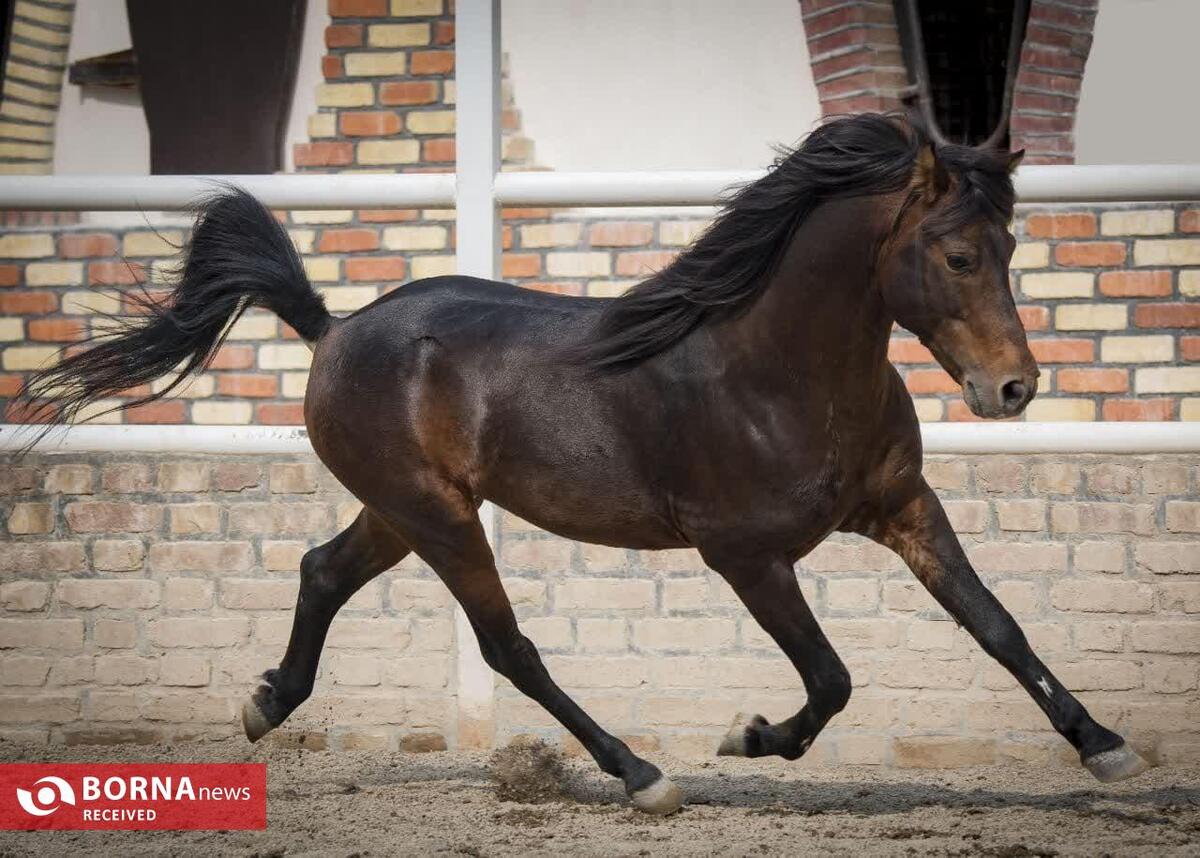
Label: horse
xmin=18 ymin=113 xmax=1149 ymax=815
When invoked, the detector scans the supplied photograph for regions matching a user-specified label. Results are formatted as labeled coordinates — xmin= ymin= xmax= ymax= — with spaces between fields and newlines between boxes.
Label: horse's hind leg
xmin=709 ymin=553 xmax=851 ymax=760
xmin=242 ymin=508 xmax=409 ymax=741
xmin=376 ymin=484 xmax=682 ymax=815
xmin=865 ymin=481 xmax=1148 ymax=782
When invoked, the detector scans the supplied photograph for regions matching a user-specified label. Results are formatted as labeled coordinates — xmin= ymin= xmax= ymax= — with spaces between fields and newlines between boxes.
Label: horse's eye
xmin=946 ymin=253 xmax=972 ymax=272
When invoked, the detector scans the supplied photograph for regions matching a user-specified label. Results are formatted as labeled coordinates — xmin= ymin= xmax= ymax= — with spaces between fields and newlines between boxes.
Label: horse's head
xmin=879 ymin=142 xmax=1038 ymax=419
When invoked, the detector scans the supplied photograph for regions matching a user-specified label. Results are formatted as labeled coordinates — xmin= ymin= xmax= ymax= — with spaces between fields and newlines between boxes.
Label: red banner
xmin=0 ymin=763 xmax=266 ymax=830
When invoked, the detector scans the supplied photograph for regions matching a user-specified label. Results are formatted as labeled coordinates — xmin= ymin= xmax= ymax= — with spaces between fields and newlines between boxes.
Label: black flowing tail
xmin=16 ymin=187 xmax=331 ymax=429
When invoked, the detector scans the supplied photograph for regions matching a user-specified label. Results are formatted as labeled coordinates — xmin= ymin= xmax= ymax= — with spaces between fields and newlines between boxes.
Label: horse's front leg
xmin=864 ymin=479 xmax=1149 ymax=782
xmin=708 ymin=554 xmax=851 ymax=760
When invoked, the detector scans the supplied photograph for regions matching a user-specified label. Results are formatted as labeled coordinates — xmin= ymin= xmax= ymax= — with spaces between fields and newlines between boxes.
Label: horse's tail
xmin=16 ymin=186 xmax=330 ymax=428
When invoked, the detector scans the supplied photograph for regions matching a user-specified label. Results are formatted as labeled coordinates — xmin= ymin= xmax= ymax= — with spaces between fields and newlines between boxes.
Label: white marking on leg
xmin=1037 ymin=676 xmax=1052 ymax=698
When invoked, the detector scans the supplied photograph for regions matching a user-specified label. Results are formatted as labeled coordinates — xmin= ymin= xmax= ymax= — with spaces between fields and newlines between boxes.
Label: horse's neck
xmin=729 ymin=195 xmax=896 ymax=386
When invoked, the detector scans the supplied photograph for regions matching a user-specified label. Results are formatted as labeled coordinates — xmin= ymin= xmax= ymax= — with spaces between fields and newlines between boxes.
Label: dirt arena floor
xmin=0 ymin=740 xmax=1197 ymax=856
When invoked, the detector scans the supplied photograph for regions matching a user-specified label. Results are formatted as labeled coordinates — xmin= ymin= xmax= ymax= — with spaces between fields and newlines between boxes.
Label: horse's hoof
xmin=716 ymin=712 xmax=765 ymax=757
xmin=629 ymin=775 xmax=683 ymax=815
xmin=241 ymin=698 xmax=274 ymax=743
xmin=1083 ymin=743 xmax=1150 ymax=783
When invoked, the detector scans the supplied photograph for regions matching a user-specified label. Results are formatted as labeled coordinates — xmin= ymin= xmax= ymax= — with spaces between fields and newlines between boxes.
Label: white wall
xmin=53 ymin=0 xmax=329 ymax=175
xmin=1075 ymin=0 xmax=1200 ymax=165
xmin=501 ymin=0 xmax=820 ymax=172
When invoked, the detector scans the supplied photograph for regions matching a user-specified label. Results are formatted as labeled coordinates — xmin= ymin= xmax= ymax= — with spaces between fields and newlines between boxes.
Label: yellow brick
xmin=7 ymin=40 xmax=66 ymax=67
xmin=0 ymin=120 xmax=52 ymax=142
xmin=63 ymin=290 xmax=120 ymax=315
xmin=1055 ymin=304 xmax=1127 ymax=331
xmin=0 ymin=139 xmax=50 ymax=160
xmin=1100 ymin=335 xmax=1174 ymax=363
xmin=150 ymin=374 xmax=214 ymax=399
xmin=191 ymin=402 xmax=252 ymax=425
xmin=288 ymin=229 xmax=315 ymax=254
xmin=391 ymin=0 xmax=443 ymax=15
xmin=75 ymin=399 xmax=123 ymax=424
xmin=0 ymin=318 xmax=24 ymax=340
xmin=368 ymin=23 xmax=431 ymax=46
xmin=0 ymin=162 xmax=51 ymax=175
xmin=122 ymin=231 xmax=183 ymax=258
xmin=1024 ymin=398 xmax=1095 ymax=421
xmin=0 ymin=233 xmax=53 ymax=258
xmin=547 ymin=253 xmax=610 ymax=277
xmin=11 ymin=19 xmax=70 ymax=47
xmin=344 ymin=52 xmax=407 ymax=77
xmin=4 ymin=80 xmax=59 ymax=106
xmin=1100 ymin=210 xmax=1174 ymax=236
xmin=319 ymin=286 xmax=378 ymax=312
xmin=7 ymin=61 xmax=62 ymax=87
xmin=503 ymin=136 xmax=535 ymax=162
xmin=1021 ymin=272 xmax=1093 ymax=299
xmin=259 ymin=344 xmax=312 ymax=370
xmin=407 ymin=110 xmax=455 ymax=134
xmin=381 ymin=225 xmax=448 ymax=250
xmin=520 ymin=223 xmax=581 ymax=248
xmin=315 ymin=83 xmax=375 ymax=108
xmin=1133 ymin=239 xmax=1200 ymax=266
xmin=586 ymin=279 xmax=636 ymax=298
xmin=227 ymin=315 xmax=277 ymax=340
xmin=2 ymin=345 xmax=58 ymax=370
xmin=1181 ymin=270 xmax=1200 ymax=298
xmin=356 ymin=140 xmax=420 ymax=165
xmin=442 ymin=80 xmax=455 ymax=105
xmin=1136 ymin=367 xmax=1200 ymax=394
xmin=912 ymin=398 xmax=944 ymax=422
xmin=14 ymin=0 xmax=73 ymax=26
xmin=290 ymin=210 xmax=354 ymax=225
xmin=281 ymin=372 xmax=309 ymax=399
xmin=1182 ymin=399 xmax=1200 ymax=421
xmin=307 ymin=113 xmax=336 ymax=139
xmin=411 ymin=256 xmax=455 ymax=279
xmin=0 ymin=100 xmax=56 ymax=123
xmin=1010 ymin=241 xmax=1049 ymax=269
xmin=303 ymin=257 xmax=340 ymax=282
xmin=24 ymin=262 xmax=82 ymax=286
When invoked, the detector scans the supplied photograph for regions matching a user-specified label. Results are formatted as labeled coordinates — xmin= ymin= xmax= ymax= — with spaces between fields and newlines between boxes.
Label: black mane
xmin=573 ymin=113 xmax=1016 ymax=372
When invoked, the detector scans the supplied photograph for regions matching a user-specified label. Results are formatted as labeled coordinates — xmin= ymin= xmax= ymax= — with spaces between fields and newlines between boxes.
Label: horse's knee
xmin=299 ymin=543 xmax=341 ymax=601
xmin=478 ymin=631 xmax=545 ymax=685
xmin=818 ymin=660 xmax=852 ymax=715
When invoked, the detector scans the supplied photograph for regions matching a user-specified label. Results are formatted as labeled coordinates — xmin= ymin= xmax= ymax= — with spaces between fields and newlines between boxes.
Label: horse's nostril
xmin=1001 ymin=379 xmax=1027 ymax=406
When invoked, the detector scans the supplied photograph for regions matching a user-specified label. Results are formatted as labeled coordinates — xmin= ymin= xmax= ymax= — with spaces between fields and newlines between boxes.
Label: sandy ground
xmin=0 ymin=740 xmax=1197 ymax=856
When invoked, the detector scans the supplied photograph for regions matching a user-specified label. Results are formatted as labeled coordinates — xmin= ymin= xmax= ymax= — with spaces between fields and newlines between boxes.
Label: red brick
xmin=1182 ymin=337 xmax=1200 ymax=361
xmin=1029 ymin=338 xmax=1093 ymax=363
xmin=1098 ymin=270 xmax=1172 ymax=298
xmin=422 ymin=138 xmax=455 ymax=162
xmin=27 ymin=319 xmax=84 ymax=342
xmin=589 ymin=222 xmax=653 ymax=247
xmin=1054 ymin=241 xmax=1125 ymax=267
xmin=379 ymin=81 xmax=439 ymax=105
xmin=615 ymin=251 xmax=677 ymax=277
xmin=1029 ymin=3 xmax=1094 ymax=30
xmin=905 ymin=369 xmax=959 ymax=394
xmin=410 ymin=51 xmax=454 ymax=75
xmin=345 ymin=256 xmax=407 ymax=281
xmin=89 ymin=261 xmax=145 ymax=285
xmin=293 ymin=142 xmax=354 ymax=168
xmin=0 ymin=265 xmax=19 ymax=286
xmin=325 ymin=23 xmax=363 ymax=47
xmin=322 ymin=56 xmax=344 ymax=80
xmin=502 ymin=208 xmax=553 ymax=221
xmin=1057 ymin=368 xmax=1127 ymax=393
xmin=359 ymin=209 xmax=419 ymax=223
xmin=1025 ymin=213 xmax=1096 ymax=239
xmin=1135 ymin=303 xmax=1200 ymax=329
xmin=1020 ymin=47 xmax=1086 ymax=74
xmin=209 ymin=345 xmax=255 ymax=370
xmin=888 ymin=339 xmax=934 ymax=364
xmin=5 ymin=399 xmax=53 ymax=423
xmin=280 ymin=323 xmax=301 ymax=340
xmin=1010 ymin=113 xmax=1075 ymax=134
xmin=524 ymin=282 xmax=584 ymax=296
xmin=0 ymin=292 xmax=56 ymax=313
xmin=434 ymin=20 xmax=455 ymax=45
xmin=1102 ymin=399 xmax=1173 ymax=421
xmin=339 ymin=111 xmax=402 ymax=137
xmin=58 ymin=233 xmax=118 ymax=258
xmin=502 ymin=254 xmax=541 ymax=279
xmin=318 ymin=229 xmax=379 ymax=253
xmin=256 ymin=403 xmax=305 ymax=425
xmin=1011 ymin=91 xmax=1077 ymax=114
xmin=329 ymin=0 xmax=387 ymax=16
xmin=125 ymin=401 xmax=186 ymax=424
xmin=217 ymin=374 xmax=278 ymax=398
xmin=0 ymin=374 xmax=23 ymax=397
xmin=1018 ymin=305 xmax=1049 ymax=331
xmin=1180 ymin=210 xmax=1200 ymax=233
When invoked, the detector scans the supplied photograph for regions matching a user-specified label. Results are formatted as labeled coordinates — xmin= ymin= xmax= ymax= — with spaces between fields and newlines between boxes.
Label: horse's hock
xmin=0 ymin=450 xmax=1196 ymax=767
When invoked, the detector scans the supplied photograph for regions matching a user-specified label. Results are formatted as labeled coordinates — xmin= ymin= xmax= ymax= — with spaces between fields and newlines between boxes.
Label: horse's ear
xmin=912 ymin=143 xmax=950 ymax=199
xmin=1007 ymin=149 xmax=1026 ymax=174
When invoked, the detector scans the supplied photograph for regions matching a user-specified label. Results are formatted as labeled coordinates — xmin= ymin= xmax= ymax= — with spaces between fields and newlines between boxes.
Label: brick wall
xmin=0 ymin=451 xmax=1196 ymax=765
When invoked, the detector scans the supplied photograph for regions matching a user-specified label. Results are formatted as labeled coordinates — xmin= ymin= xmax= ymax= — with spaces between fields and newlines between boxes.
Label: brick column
xmin=799 ymin=0 xmax=907 ymax=116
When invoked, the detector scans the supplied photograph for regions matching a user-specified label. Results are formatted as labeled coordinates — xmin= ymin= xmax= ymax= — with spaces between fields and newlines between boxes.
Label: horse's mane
xmin=572 ymin=113 xmax=1016 ymax=372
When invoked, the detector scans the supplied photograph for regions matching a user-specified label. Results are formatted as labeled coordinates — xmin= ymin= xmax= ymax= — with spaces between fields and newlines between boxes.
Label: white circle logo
xmin=16 ymin=776 xmax=76 ymax=817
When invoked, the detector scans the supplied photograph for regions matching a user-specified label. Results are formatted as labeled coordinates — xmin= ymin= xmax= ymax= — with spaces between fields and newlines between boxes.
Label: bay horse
xmin=20 ymin=114 xmax=1149 ymax=814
